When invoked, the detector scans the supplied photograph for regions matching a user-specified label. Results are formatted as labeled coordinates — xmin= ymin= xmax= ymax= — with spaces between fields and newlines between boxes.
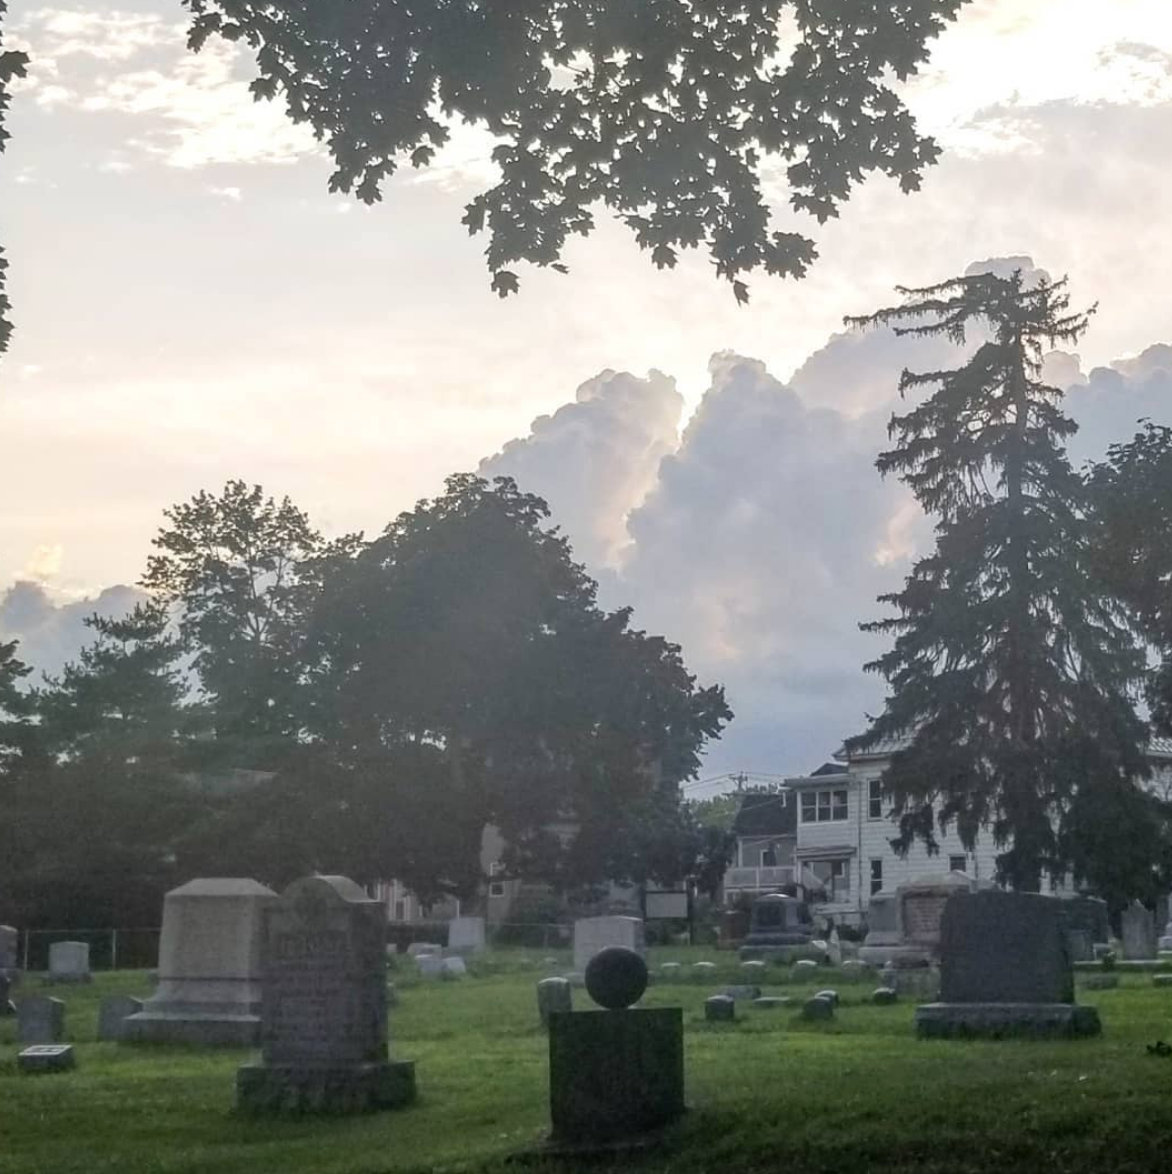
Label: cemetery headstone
xmin=46 ymin=941 xmax=90 ymax=984
xmin=815 ymin=989 xmax=840 ymax=1007
xmin=125 ymin=878 xmax=278 ymax=1045
xmin=1153 ymin=974 xmax=1172 ymax=989
xmin=802 ymin=995 xmax=834 ymax=1020
xmin=691 ymin=961 xmax=716 ymax=978
xmin=896 ymin=872 xmax=977 ymax=963
xmin=441 ymin=956 xmax=467 ymax=978
xmin=1059 ymin=896 xmax=1110 ymax=953
xmin=416 ymin=955 xmax=445 ymax=979
xmin=741 ymin=960 xmax=767 ymax=977
xmin=407 ymin=942 xmax=442 ymax=958
xmin=571 ymin=916 xmax=646 ymax=972
xmin=915 ymin=890 xmax=1101 ymax=1039
xmin=827 ymin=927 xmax=843 ymax=967
xmin=872 ymin=987 xmax=898 ymax=1005
xmin=98 ymin=995 xmax=144 ymax=1042
xmin=705 ymin=995 xmax=735 ymax=1022
xmin=18 ymin=1044 xmax=75 ymax=1074
xmin=0 ymin=973 xmax=15 ymax=1016
xmin=447 ymin=917 xmax=487 ymax=954
xmin=791 ymin=959 xmax=819 ymax=980
xmin=1121 ymin=901 xmax=1158 ymax=961
xmin=18 ymin=996 xmax=64 ymax=1044
xmin=547 ymin=947 xmax=684 ymax=1145
xmin=236 ymin=874 xmax=416 ymax=1113
xmin=0 ymin=924 xmax=18 ymax=977
xmin=537 ymin=977 xmax=573 ymax=1027
xmin=740 ymin=894 xmax=814 ymax=959
xmin=659 ymin=962 xmax=681 ymax=979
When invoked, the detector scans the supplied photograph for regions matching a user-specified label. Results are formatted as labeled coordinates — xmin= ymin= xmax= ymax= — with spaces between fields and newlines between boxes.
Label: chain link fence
xmin=17 ymin=928 xmax=161 ymax=972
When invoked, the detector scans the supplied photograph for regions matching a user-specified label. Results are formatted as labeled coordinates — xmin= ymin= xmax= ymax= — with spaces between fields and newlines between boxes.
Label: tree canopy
xmin=845 ymin=270 xmax=1150 ymax=891
xmin=0 ymin=0 xmax=29 ymax=353
xmin=1089 ymin=422 xmax=1172 ymax=736
xmin=181 ymin=0 xmax=968 ymax=301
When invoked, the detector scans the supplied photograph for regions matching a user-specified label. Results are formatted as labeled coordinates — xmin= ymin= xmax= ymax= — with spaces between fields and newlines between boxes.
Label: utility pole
xmin=730 ymin=771 xmax=750 ymax=792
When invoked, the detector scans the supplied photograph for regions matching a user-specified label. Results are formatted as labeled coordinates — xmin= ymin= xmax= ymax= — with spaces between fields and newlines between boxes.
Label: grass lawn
xmin=3 ymin=948 xmax=1172 ymax=1174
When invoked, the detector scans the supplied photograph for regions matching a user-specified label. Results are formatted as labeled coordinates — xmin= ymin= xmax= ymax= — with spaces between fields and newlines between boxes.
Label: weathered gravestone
xmin=0 ymin=973 xmax=15 ymax=1016
xmin=1058 ymin=896 xmax=1109 ymax=960
xmin=739 ymin=894 xmax=814 ymax=958
xmin=447 ymin=917 xmax=486 ymax=954
xmin=537 ymin=977 xmax=573 ymax=1027
xmin=18 ymin=996 xmax=65 ymax=1044
xmin=1121 ymin=901 xmax=1158 ymax=961
xmin=915 ymin=890 xmax=1101 ymax=1039
xmin=98 ymin=995 xmax=144 ymax=1042
xmin=236 ymin=875 xmax=416 ymax=1113
xmin=547 ymin=946 xmax=683 ymax=1145
xmin=18 ymin=1044 xmax=75 ymax=1074
xmin=897 ymin=873 xmax=977 ymax=964
xmin=705 ymin=994 xmax=735 ymax=1022
xmin=572 ymin=916 xmax=646 ymax=972
xmin=0 ymin=924 xmax=19 ymax=978
xmin=802 ymin=995 xmax=834 ymax=1021
xmin=125 ymin=878 xmax=277 ymax=1045
xmin=46 ymin=941 xmax=91 ymax=984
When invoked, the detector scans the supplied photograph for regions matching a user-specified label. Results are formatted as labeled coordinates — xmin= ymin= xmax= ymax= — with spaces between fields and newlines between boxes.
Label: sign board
xmin=645 ymin=890 xmax=689 ymax=920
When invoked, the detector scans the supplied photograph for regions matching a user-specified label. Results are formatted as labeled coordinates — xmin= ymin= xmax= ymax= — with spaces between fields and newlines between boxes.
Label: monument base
xmin=549 ymin=1008 xmax=684 ymax=1143
xmin=236 ymin=1060 xmax=417 ymax=1114
xmin=124 ymin=1007 xmax=261 ymax=1046
xmin=858 ymin=945 xmax=932 ymax=968
xmin=915 ymin=1002 xmax=1101 ymax=1040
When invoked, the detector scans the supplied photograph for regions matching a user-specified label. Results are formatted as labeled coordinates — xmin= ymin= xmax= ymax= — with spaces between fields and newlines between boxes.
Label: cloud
xmin=478 ymin=369 xmax=683 ymax=570
xmin=0 ymin=580 xmax=145 ymax=682
xmin=9 ymin=8 xmax=318 ymax=168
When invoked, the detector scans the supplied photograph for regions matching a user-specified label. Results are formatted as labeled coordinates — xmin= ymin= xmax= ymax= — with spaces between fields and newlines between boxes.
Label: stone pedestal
xmin=236 ymin=874 xmax=416 ymax=1115
xmin=18 ymin=1044 xmax=75 ymax=1074
xmin=548 ymin=1008 xmax=683 ymax=1143
xmin=126 ymin=878 xmax=277 ymax=1046
xmin=915 ymin=890 xmax=1099 ymax=1041
xmin=537 ymin=977 xmax=572 ymax=1026
xmin=915 ymin=1002 xmax=1101 ymax=1038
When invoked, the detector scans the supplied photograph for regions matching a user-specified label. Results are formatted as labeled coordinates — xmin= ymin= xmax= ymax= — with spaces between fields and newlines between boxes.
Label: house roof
xmin=837 ymin=732 xmax=1172 ymax=763
xmin=732 ymin=791 xmax=797 ymax=839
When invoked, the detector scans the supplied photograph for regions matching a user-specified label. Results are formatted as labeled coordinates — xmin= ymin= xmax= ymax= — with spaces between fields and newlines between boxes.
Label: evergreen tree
xmin=1088 ymin=422 xmax=1172 ymax=735
xmin=845 ymin=270 xmax=1148 ymax=891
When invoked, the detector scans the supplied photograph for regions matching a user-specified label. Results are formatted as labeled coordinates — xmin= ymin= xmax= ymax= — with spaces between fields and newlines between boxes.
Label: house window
xmin=868 ymin=778 xmax=883 ymax=820
xmin=810 ymin=859 xmax=851 ymax=901
xmin=393 ymin=898 xmax=407 ymax=922
xmin=949 ymin=855 xmax=967 ymax=874
xmin=870 ymin=859 xmax=883 ymax=896
xmin=488 ymin=862 xmax=506 ymax=898
xmin=800 ymin=788 xmax=850 ymax=823
xmin=762 ymin=845 xmax=778 ymax=868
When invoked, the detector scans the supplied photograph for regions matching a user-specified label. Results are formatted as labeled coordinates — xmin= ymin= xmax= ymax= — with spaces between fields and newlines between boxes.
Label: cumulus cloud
xmin=0 ymin=580 xmax=145 ymax=682
xmin=478 ymin=369 xmax=683 ymax=570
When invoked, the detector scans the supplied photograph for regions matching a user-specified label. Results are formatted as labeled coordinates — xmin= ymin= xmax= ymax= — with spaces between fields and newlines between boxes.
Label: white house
xmin=771 ymin=735 xmax=1172 ymax=928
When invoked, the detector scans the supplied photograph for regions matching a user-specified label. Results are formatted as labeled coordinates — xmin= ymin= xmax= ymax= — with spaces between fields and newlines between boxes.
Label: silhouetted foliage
xmin=846 ymin=270 xmax=1149 ymax=891
xmin=0 ymin=0 xmax=30 ymax=354
xmin=181 ymin=0 xmax=967 ymax=300
xmin=1088 ymin=422 xmax=1172 ymax=735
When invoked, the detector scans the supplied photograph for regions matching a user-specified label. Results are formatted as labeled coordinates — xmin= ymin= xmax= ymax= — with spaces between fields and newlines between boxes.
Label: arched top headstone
xmin=283 ymin=875 xmax=373 ymax=905
xmin=167 ymin=878 xmax=278 ymax=899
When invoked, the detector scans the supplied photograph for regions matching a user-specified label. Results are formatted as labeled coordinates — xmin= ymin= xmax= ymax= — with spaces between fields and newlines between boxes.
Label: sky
xmin=2 ymin=1 xmax=1172 ymax=785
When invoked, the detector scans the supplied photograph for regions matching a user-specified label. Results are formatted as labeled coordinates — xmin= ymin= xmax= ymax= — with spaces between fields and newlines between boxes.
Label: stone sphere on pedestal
xmin=584 ymin=946 xmax=648 ymax=1010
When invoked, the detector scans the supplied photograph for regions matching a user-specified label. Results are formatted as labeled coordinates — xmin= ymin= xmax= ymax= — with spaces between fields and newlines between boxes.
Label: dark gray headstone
xmin=872 ymin=987 xmax=898 ymax=1005
xmin=18 ymin=996 xmax=65 ymax=1044
xmin=537 ymin=977 xmax=572 ymax=1026
xmin=98 ymin=995 xmax=144 ymax=1042
xmin=743 ymin=894 xmax=814 ymax=949
xmin=814 ymin=988 xmax=840 ymax=1007
xmin=1065 ymin=929 xmax=1093 ymax=963
xmin=18 ymin=1044 xmax=75 ymax=1074
xmin=704 ymin=995 xmax=736 ymax=1022
xmin=548 ymin=1007 xmax=684 ymax=1143
xmin=236 ymin=874 xmax=416 ymax=1113
xmin=939 ymin=891 xmax=1074 ymax=1004
xmin=802 ymin=995 xmax=834 ymax=1020
xmin=1059 ymin=896 xmax=1109 ymax=946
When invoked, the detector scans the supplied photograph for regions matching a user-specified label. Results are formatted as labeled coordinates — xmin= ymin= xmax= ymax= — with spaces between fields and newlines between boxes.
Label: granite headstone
xmin=18 ymin=996 xmax=65 ymax=1044
xmin=1121 ymin=901 xmax=1158 ymax=961
xmin=98 ymin=995 xmax=144 ymax=1042
xmin=236 ymin=874 xmax=416 ymax=1113
xmin=571 ymin=916 xmax=645 ymax=972
xmin=46 ymin=941 xmax=90 ymax=984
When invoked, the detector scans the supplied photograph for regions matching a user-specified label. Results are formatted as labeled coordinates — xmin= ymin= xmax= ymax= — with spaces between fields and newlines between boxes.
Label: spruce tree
xmin=845 ymin=270 xmax=1148 ymax=891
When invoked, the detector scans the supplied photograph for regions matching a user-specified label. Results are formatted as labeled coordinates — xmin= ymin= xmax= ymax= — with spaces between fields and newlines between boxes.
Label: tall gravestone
xmin=897 ymin=873 xmax=976 ymax=963
xmin=125 ymin=878 xmax=277 ymax=1045
xmin=859 ymin=892 xmax=909 ymax=967
xmin=18 ymin=996 xmax=65 ymax=1044
xmin=1121 ymin=901 xmax=1158 ymax=960
xmin=547 ymin=947 xmax=683 ymax=1146
xmin=237 ymin=874 xmax=416 ymax=1113
xmin=915 ymin=890 xmax=1100 ymax=1039
xmin=572 ymin=917 xmax=645 ymax=972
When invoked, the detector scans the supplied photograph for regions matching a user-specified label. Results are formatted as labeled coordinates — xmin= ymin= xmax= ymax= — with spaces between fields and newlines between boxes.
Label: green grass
xmin=4 ymin=950 xmax=1172 ymax=1173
